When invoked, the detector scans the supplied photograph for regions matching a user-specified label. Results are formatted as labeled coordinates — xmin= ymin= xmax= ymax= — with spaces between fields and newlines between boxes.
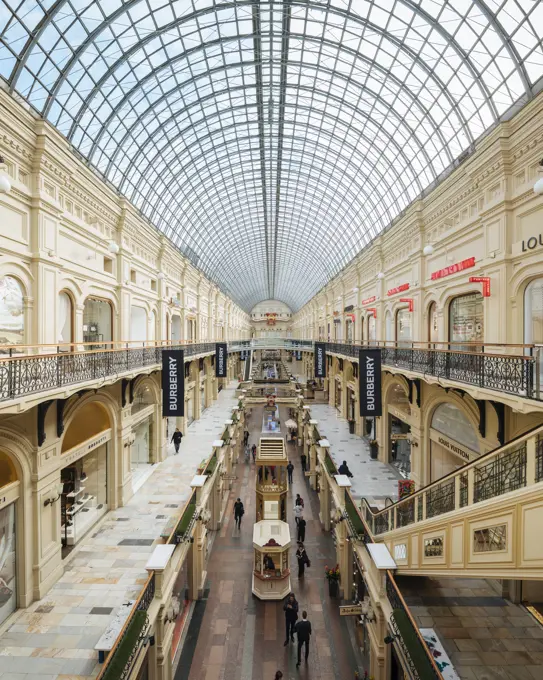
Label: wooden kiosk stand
xmin=252 ymin=437 xmax=291 ymax=600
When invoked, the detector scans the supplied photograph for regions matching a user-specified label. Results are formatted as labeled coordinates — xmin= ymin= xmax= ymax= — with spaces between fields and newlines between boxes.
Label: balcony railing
xmin=0 ymin=341 xmax=234 ymax=403
xmin=361 ymin=423 xmax=543 ymax=537
xmin=325 ymin=341 xmax=539 ymax=400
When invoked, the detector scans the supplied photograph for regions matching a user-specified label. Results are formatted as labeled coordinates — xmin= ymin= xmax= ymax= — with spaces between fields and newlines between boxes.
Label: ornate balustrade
xmin=362 ymin=424 xmax=543 ymax=537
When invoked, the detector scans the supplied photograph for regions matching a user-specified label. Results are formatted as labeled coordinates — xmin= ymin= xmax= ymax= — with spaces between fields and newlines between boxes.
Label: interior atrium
xmin=0 ymin=1 xmax=543 ymax=679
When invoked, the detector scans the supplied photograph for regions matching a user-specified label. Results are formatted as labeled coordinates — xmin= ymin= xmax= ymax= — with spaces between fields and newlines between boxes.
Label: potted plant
xmin=348 ymin=419 xmax=356 ymax=434
xmin=369 ymin=440 xmax=378 ymax=460
xmin=324 ymin=564 xmax=340 ymax=597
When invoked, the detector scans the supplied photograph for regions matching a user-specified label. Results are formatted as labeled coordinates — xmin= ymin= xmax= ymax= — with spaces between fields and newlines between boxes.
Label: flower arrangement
xmin=324 ymin=564 xmax=340 ymax=581
xmin=398 ymin=479 xmax=415 ymax=500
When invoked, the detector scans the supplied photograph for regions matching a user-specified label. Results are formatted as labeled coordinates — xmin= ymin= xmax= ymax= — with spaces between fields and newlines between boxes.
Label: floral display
xmin=398 ymin=479 xmax=415 ymax=500
xmin=324 ymin=564 xmax=340 ymax=581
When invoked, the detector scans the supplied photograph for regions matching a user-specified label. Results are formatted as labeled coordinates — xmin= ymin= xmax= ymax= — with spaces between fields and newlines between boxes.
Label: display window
xmin=525 ymin=278 xmax=543 ymax=385
xmin=200 ymin=383 xmax=206 ymax=413
xmin=429 ymin=402 xmax=480 ymax=482
xmin=83 ymin=297 xmax=112 ymax=347
xmin=170 ymin=554 xmax=191 ymax=661
xmin=0 ymin=276 xmax=24 ymax=350
xmin=132 ymin=416 xmax=153 ymax=489
xmin=367 ymin=315 xmax=376 ymax=344
xmin=186 ymin=392 xmax=194 ymax=426
xmin=449 ymin=293 xmax=483 ymax=350
xmin=385 ymin=311 xmax=393 ymax=343
xmin=396 ymin=308 xmax=412 ymax=346
xmin=130 ymin=305 xmax=147 ymax=342
xmin=61 ymin=445 xmax=108 ymax=551
xmin=171 ymin=315 xmax=182 ymax=343
xmin=346 ymin=319 xmax=353 ymax=342
xmin=389 ymin=414 xmax=411 ymax=478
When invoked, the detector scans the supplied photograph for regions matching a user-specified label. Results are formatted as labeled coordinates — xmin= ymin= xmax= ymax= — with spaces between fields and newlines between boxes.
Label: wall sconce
xmin=423 ymin=244 xmax=434 ymax=256
xmin=376 ymin=272 xmax=385 ymax=280
xmin=108 ymin=241 xmax=120 ymax=254
xmin=157 ymin=272 xmax=165 ymax=280
xmin=44 ymin=482 xmax=64 ymax=507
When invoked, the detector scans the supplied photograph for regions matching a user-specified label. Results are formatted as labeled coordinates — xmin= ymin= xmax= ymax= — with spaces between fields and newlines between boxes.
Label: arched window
xmin=83 ymin=297 xmax=113 ymax=347
xmin=0 ymin=276 xmax=24 ymax=349
xmin=524 ymin=278 xmax=543 ymax=344
xmin=58 ymin=291 xmax=73 ymax=347
xmin=431 ymin=402 xmax=480 ymax=453
xmin=449 ymin=293 xmax=483 ymax=349
xmin=396 ymin=308 xmax=412 ymax=345
xmin=367 ymin=315 xmax=376 ymax=344
xmin=130 ymin=305 xmax=147 ymax=342
xmin=428 ymin=302 xmax=438 ymax=344
xmin=149 ymin=310 xmax=157 ymax=342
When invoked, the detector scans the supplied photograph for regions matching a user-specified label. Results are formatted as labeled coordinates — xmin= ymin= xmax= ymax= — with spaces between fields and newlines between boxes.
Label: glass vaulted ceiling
xmin=1 ymin=1 xmax=542 ymax=311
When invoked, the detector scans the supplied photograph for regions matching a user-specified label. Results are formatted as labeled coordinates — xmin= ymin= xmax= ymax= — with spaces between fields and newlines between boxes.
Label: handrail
xmin=326 ymin=341 xmax=533 ymax=360
xmin=361 ymin=422 xmax=543 ymax=535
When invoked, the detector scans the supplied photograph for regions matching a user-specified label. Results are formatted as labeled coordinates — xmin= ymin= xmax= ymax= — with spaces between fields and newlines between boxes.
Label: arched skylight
xmin=1 ymin=0 xmax=542 ymax=310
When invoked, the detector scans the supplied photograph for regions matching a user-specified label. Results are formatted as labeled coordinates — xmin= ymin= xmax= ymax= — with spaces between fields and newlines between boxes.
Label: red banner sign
xmin=399 ymin=298 xmax=414 ymax=312
xmin=387 ymin=283 xmax=410 ymax=297
xmin=469 ymin=276 xmax=491 ymax=297
xmin=346 ymin=314 xmax=355 ymax=322
xmin=366 ymin=308 xmax=377 ymax=319
xmin=361 ymin=296 xmax=376 ymax=306
xmin=431 ymin=257 xmax=475 ymax=280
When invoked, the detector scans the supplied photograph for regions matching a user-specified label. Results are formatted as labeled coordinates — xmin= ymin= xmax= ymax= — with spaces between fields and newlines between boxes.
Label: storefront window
xmin=346 ymin=320 xmax=353 ymax=342
xmin=0 ymin=276 xmax=24 ymax=350
xmin=61 ymin=445 xmax=108 ymax=551
xmin=132 ymin=417 xmax=153 ymax=487
xmin=171 ymin=315 xmax=182 ymax=343
xmin=430 ymin=402 xmax=480 ymax=482
xmin=58 ymin=292 xmax=73 ymax=347
xmin=0 ymin=453 xmax=17 ymax=489
xmin=449 ymin=293 xmax=483 ymax=349
xmin=0 ymin=503 xmax=17 ymax=626
xmin=130 ymin=305 xmax=147 ymax=342
xmin=83 ymin=298 xmax=112 ymax=347
xmin=431 ymin=403 xmax=480 ymax=453
xmin=428 ymin=302 xmax=439 ymax=344
xmin=525 ymin=278 xmax=543 ymax=343
xmin=396 ymin=308 xmax=412 ymax=346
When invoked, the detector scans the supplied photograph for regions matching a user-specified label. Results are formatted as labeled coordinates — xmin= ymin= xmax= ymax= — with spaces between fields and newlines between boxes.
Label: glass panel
xmin=0 ymin=503 xmax=16 ymax=626
xmin=449 ymin=293 xmax=484 ymax=349
xmin=431 ymin=402 xmax=480 ymax=453
xmin=396 ymin=309 xmax=412 ymax=346
xmin=0 ymin=277 xmax=24 ymax=350
xmin=83 ymin=298 xmax=112 ymax=347
xmin=473 ymin=525 xmax=507 ymax=553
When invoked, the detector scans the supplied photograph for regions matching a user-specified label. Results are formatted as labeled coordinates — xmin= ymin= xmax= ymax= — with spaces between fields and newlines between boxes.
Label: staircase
xmin=360 ymin=424 xmax=543 ymax=579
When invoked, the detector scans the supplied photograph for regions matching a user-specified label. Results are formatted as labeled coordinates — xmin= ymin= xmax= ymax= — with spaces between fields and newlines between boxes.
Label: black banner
xmin=216 ymin=343 xmax=227 ymax=377
xmin=359 ymin=349 xmax=382 ymax=417
xmin=162 ymin=349 xmax=184 ymax=417
xmin=314 ymin=343 xmax=326 ymax=378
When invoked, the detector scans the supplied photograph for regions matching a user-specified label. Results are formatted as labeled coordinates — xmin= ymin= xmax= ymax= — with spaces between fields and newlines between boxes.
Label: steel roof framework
xmin=1 ymin=0 xmax=542 ymax=310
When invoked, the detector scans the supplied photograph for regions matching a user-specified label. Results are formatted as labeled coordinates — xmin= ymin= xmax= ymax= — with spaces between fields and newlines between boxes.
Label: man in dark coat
xmin=171 ymin=428 xmax=183 ymax=454
xmin=287 ymin=461 xmax=294 ymax=484
xmin=295 ymin=610 xmax=312 ymax=667
xmin=233 ymin=498 xmax=244 ymax=529
xmin=338 ymin=460 xmax=353 ymax=477
xmin=297 ymin=516 xmax=306 ymax=543
xmin=283 ymin=593 xmax=299 ymax=645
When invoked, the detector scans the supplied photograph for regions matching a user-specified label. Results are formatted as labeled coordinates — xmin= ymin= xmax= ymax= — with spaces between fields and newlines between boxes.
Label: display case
xmin=256 ymin=437 xmax=288 ymax=521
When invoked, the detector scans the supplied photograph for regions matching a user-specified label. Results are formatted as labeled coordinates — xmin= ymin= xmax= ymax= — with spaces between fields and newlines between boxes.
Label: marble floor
xmin=0 ymin=384 xmax=239 ymax=680
xmin=177 ymin=405 xmax=363 ymax=680
xmin=309 ymin=404 xmax=401 ymax=505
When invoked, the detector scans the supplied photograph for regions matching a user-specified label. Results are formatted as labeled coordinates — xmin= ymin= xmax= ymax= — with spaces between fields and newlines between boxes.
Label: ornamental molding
xmin=0 ymin=132 xmax=34 ymax=164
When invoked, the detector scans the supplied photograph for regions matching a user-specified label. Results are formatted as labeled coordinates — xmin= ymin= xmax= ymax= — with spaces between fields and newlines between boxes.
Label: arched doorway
xmin=60 ymin=402 xmax=112 ymax=554
xmin=387 ymin=382 xmax=411 ymax=477
xmin=131 ymin=382 xmax=157 ymax=491
xmin=0 ymin=452 xmax=18 ymax=626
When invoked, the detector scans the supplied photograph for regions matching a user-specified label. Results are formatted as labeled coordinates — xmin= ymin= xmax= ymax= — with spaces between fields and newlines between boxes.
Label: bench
xmin=95 ymin=599 xmax=135 ymax=663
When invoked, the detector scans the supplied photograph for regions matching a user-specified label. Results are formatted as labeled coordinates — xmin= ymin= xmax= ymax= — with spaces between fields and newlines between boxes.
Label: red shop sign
xmin=387 ymin=283 xmax=410 ymax=297
xmin=399 ymin=298 xmax=414 ymax=312
xmin=431 ymin=257 xmax=475 ymax=280
xmin=361 ymin=296 xmax=376 ymax=306
xmin=469 ymin=276 xmax=491 ymax=297
xmin=366 ymin=308 xmax=377 ymax=319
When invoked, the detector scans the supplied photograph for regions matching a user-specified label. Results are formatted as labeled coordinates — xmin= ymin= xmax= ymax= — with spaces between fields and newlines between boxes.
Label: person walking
xmin=295 ymin=610 xmax=312 ymax=667
xmin=171 ymin=428 xmax=183 ymax=454
xmin=295 ymin=494 xmax=304 ymax=509
xmin=233 ymin=498 xmax=244 ymax=529
xmin=296 ymin=543 xmax=309 ymax=578
xmin=293 ymin=502 xmax=303 ymax=526
xmin=283 ymin=593 xmax=299 ymax=645
xmin=243 ymin=429 xmax=249 ymax=446
xmin=287 ymin=460 xmax=294 ymax=484
xmin=274 ymin=672 xmax=283 ymax=680
xmin=251 ymin=443 xmax=257 ymax=463
xmin=297 ymin=516 xmax=306 ymax=543
xmin=300 ymin=452 xmax=307 ymax=473
xmin=338 ymin=460 xmax=354 ymax=477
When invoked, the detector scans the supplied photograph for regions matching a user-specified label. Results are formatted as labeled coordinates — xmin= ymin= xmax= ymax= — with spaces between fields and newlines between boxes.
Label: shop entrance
xmin=60 ymin=402 xmax=111 ymax=558
xmin=132 ymin=416 xmax=154 ymax=490
xmin=389 ymin=415 xmax=411 ymax=478
xmin=335 ymin=380 xmax=342 ymax=414
xmin=429 ymin=402 xmax=480 ymax=482
xmin=0 ymin=453 xmax=18 ymax=627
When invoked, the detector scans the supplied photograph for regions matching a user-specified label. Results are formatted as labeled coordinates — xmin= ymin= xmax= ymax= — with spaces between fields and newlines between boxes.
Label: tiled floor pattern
xmin=0 ymin=384 xmax=240 ymax=680
xmin=180 ymin=405 xmax=363 ymax=680
xmin=309 ymin=404 xmax=400 ymax=505
xmin=399 ymin=576 xmax=543 ymax=680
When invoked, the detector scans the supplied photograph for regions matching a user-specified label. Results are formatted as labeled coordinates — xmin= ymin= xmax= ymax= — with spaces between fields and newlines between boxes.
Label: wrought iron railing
xmin=362 ymin=424 xmax=543 ymax=537
xmin=0 ymin=341 xmax=248 ymax=403
xmin=325 ymin=341 xmax=537 ymax=399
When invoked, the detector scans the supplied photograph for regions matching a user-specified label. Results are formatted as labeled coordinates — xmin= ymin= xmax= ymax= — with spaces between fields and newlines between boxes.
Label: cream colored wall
xmin=0 ymin=92 xmax=250 ymax=350
xmin=292 ymin=91 xmax=543 ymax=346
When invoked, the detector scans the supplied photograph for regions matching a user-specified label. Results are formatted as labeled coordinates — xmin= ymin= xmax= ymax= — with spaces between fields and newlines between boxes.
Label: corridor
xmin=175 ymin=405 xmax=362 ymax=680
